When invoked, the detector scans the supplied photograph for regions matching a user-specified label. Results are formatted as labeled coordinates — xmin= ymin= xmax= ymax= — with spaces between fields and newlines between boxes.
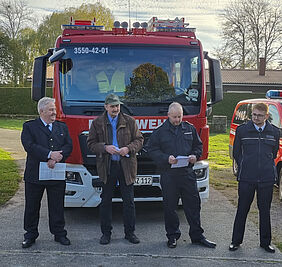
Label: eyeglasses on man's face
xmin=252 ymin=113 xmax=266 ymax=118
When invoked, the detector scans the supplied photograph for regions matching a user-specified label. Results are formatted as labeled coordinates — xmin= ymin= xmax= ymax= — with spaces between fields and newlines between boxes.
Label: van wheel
xmin=279 ymin=168 xmax=282 ymax=201
xmin=232 ymin=158 xmax=238 ymax=176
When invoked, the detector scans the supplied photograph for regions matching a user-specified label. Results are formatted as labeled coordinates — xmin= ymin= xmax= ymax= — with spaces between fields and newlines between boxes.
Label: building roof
xmin=221 ymin=69 xmax=282 ymax=85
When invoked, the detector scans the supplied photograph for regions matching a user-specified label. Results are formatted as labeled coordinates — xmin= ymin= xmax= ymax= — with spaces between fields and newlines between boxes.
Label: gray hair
xmin=37 ymin=97 xmax=55 ymax=114
xmin=168 ymin=102 xmax=183 ymax=114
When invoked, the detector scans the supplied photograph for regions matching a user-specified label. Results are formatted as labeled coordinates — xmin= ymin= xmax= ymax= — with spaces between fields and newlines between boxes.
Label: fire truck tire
xmin=279 ymin=168 xmax=282 ymax=201
xmin=232 ymin=158 xmax=238 ymax=176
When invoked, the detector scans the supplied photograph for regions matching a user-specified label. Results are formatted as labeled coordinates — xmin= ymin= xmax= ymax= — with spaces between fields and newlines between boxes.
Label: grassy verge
xmin=0 ymin=118 xmax=26 ymax=130
xmin=209 ymin=132 xmax=237 ymax=193
xmin=0 ymin=148 xmax=21 ymax=205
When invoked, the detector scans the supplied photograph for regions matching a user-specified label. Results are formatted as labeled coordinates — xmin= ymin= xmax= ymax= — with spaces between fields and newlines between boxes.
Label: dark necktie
xmin=46 ymin=124 xmax=51 ymax=132
xmin=258 ymin=128 xmax=262 ymax=132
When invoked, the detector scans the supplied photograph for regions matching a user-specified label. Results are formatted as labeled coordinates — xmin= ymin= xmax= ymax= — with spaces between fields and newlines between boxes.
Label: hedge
xmin=0 ymin=87 xmax=52 ymax=115
xmin=0 ymin=87 xmax=266 ymax=120
xmin=209 ymin=92 xmax=266 ymax=120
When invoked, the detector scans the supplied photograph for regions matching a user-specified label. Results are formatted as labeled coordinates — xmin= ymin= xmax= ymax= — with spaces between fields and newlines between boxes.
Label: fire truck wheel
xmin=232 ymin=158 xmax=238 ymax=176
xmin=279 ymin=168 xmax=282 ymax=201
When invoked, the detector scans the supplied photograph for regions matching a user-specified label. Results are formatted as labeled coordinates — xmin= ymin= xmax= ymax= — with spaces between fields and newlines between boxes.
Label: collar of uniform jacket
xmin=166 ymin=120 xmax=188 ymax=133
xmin=246 ymin=120 xmax=274 ymax=134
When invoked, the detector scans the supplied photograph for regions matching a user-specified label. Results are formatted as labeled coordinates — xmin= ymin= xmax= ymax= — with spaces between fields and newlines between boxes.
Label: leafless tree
xmin=0 ymin=0 xmax=32 ymax=40
xmin=215 ymin=0 xmax=282 ymax=69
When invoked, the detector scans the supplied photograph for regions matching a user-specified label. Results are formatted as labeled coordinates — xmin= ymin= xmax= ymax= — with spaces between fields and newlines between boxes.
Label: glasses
xmin=252 ymin=113 xmax=265 ymax=118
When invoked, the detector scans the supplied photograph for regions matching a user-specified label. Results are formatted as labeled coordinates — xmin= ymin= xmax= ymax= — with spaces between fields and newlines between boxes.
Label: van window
xmin=268 ymin=105 xmax=281 ymax=128
xmin=233 ymin=104 xmax=252 ymax=124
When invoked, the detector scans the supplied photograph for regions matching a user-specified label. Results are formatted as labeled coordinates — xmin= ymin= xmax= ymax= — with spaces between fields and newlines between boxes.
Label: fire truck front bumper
xmin=64 ymin=161 xmax=209 ymax=207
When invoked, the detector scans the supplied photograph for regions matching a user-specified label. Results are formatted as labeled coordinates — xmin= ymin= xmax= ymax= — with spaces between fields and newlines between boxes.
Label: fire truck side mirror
xmin=32 ymin=53 xmax=50 ymax=101
xmin=205 ymin=54 xmax=223 ymax=106
xmin=49 ymin=49 xmax=66 ymax=63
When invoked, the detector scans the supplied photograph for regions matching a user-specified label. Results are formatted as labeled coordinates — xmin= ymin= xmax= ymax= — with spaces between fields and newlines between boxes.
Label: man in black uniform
xmin=146 ymin=102 xmax=216 ymax=249
xmin=229 ymin=103 xmax=279 ymax=253
xmin=21 ymin=97 xmax=73 ymax=248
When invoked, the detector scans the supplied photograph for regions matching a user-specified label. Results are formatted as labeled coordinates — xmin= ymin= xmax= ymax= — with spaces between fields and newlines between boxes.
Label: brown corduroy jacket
xmin=87 ymin=111 xmax=143 ymax=185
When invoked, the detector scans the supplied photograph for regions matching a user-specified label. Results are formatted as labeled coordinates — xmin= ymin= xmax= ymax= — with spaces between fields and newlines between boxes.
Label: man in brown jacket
xmin=87 ymin=93 xmax=143 ymax=245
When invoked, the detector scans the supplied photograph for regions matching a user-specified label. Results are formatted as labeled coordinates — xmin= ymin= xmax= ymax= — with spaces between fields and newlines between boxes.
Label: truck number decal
xmin=73 ymin=47 xmax=109 ymax=54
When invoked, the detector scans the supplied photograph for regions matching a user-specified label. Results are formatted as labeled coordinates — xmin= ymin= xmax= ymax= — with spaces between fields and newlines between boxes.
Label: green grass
xmin=0 ymin=118 xmax=26 ymax=130
xmin=0 ymin=148 xmax=21 ymax=206
xmin=208 ymin=132 xmax=237 ymax=190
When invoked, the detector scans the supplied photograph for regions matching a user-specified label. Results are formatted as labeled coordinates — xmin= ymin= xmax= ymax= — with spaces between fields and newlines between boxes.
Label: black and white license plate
xmin=134 ymin=176 xmax=153 ymax=186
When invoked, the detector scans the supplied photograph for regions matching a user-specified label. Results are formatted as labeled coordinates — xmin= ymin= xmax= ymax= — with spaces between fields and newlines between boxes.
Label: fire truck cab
xmin=32 ymin=17 xmax=223 ymax=207
xmin=229 ymin=90 xmax=282 ymax=200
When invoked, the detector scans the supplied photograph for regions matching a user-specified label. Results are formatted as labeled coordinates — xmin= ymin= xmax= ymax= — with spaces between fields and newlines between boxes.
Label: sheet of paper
xmin=39 ymin=162 xmax=66 ymax=180
xmin=115 ymin=147 xmax=129 ymax=157
xmin=171 ymin=156 xmax=189 ymax=168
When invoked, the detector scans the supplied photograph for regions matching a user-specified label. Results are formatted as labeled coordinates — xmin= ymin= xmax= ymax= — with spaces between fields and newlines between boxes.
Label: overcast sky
xmin=26 ymin=0 xmax=231 ymax=53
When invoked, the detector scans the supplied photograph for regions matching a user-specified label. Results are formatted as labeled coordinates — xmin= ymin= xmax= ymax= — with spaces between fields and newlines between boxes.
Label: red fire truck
xmin=32 ymin=17 xmax=223 ymax=207
xmin=229 ymin=90 xmax=282 ymax=200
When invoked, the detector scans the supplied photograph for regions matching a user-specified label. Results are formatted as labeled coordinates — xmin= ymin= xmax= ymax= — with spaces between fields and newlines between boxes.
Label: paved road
xmin=0 ymin=128 xmax=281 ymax=266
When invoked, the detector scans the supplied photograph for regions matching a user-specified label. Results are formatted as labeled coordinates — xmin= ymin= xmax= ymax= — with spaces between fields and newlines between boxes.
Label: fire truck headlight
xmin=194 ymin=168 xmax=206 ymax=180
xmin=66 ymin=171 xmax=83 ymax=184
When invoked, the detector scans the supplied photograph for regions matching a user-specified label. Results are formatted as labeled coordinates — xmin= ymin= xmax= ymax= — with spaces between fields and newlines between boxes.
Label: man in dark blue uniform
xmin=229 ymin=103 xmax=279 ymax=253
xmin=146 ymin=102 xmax=216 ymax=249
xmin=21 ymin=97 xmax=73 ymax=248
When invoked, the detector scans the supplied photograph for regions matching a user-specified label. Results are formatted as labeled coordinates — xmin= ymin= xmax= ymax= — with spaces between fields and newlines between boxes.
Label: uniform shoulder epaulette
xmin=154 ymin=122 xmax=165 ymax=130
xmin=24 ymin=119 xmax=36 ymax=125
xmin=237 ymin=121 xmax=248 ymax=129
xmin=55 ymin=120 xmax=66 ymax=125
xmin=182 ymin=121 xmax=193 ymax=127
xmin=270 ymin=123 xmax=279 ymax=131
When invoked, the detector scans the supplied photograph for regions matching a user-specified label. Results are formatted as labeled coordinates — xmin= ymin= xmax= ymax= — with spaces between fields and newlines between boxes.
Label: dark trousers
xmin=160 ymin=172 xmax=204 ymax=241
xmin=24 ymin=181 xmax=67 ymax=240
xmin=100 ymin=161 xmax=135 ymax=236
xmin=232 ymin=181 xmax=273 ymax=246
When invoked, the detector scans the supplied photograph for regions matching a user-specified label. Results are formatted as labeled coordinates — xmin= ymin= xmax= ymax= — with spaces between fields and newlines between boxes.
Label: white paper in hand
xmin=39 ymin=162 xmax=66 ymax=180
xmin=171 ymin=156 xmax=189 ymax=168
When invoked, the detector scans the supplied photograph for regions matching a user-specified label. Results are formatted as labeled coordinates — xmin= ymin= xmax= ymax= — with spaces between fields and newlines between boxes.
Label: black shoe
xmin=100 ymin=234 xmax=111 ymax=245
xmin=22 ymin=238 xmax=35 ymax=248
xmin=192 ymin=238 xmax=216 ymax=248
xmin=125 ymin=233 xmax=140 ymax=244
xmin=260 ymin=244 xmax=275 ymax=253
xmin=167 ymin=238 xmax=177 ymax=248
xmin=229 ymin=243 xmax=240 ymax=251
xmin=54 ymin=236 xmax=71 ymax=246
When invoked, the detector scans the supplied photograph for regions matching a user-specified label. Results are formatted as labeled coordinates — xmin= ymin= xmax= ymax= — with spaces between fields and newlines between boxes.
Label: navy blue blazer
xmin=21 ymin=118 xmax=73 ymax=183
xmin=233 ymin=120 xmax=279 ymax=183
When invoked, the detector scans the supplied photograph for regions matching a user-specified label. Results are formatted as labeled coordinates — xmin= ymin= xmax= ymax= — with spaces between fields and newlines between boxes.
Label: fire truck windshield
xmin=59 ymin=44 xmax=202 ymax=116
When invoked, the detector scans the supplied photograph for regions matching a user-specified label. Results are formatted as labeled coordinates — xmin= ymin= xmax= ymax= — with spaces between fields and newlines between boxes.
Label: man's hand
xmin=119 ymin=147 xmax=129 ymax=157
xmin=50 ymin=151 xmax=63 ymax=162
xmin=188 ymin=155 xmax=197 ymax=164
xmin=168 ymin=155 xmax=177 ymax=164
xmin=105 ymin=145 xmax=119 ymax=155
xmin=47 ymin=159 xmax=56 ymax=169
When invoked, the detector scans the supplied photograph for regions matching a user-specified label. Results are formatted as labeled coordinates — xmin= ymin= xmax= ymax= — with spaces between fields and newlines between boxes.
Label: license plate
xmin=134 ymin=176 xmax=153 ymax=186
